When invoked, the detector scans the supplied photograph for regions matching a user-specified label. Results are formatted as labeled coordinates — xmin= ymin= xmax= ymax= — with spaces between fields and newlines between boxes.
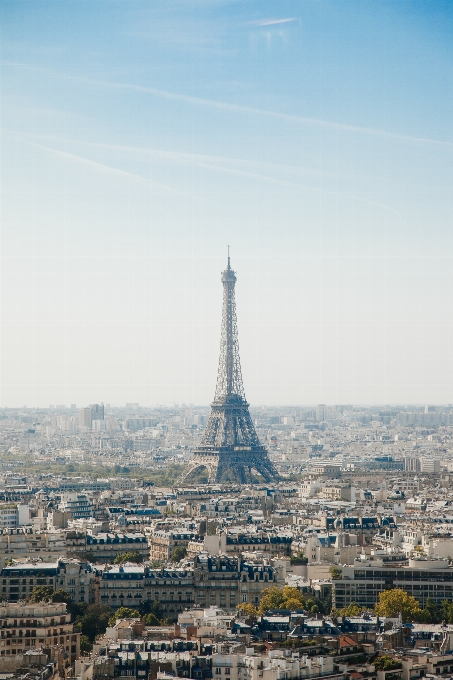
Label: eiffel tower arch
xmin=179 ymin=254 xmax=279 ymax=485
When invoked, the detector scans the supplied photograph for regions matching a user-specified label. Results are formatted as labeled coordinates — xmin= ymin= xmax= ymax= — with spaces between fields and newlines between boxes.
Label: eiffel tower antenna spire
xmin=179 ymin=255 xmax=278 ymax=485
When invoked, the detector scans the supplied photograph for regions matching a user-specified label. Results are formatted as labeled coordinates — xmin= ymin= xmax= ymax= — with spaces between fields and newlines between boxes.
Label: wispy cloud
xmin=70 ymin=77 xmax=453 ymax=148
xmin=249 ymin=18 xmax=299 ymax=27
xmin=16 ymin=139 xmax=183 ymax=194
xmin=3 ymin=61 xmax=452 ymax=147
xmin=14 ymin=134 xmax=402 ymax=218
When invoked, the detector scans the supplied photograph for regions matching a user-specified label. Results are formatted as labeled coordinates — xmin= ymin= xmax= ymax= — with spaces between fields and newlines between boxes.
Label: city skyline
xmin=1 ymin=1 xmax=453 ymax=406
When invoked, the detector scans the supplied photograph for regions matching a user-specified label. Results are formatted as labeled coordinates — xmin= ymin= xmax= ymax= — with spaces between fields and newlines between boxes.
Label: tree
xmin=375 ymin=589 xmax=422 ymax=622
xmin=140 ymin=600 xmax=163 ymax=620
xmin=236 ymin=603 xmax=258 ymax=618
xmin=80 ymin=635 xmax=93 ymax=655
xmin=108 ymin=607 xmax=140 ymax=627
xmin=51 ymin=589 xmax=72 ymax=604
xmin=258 ymin=587 xmax=284 ymax=612
xmin=415 ymin=597 xmax=441 ymax=624
xmin=329 ymin=566 xmax=342 ymax=580
xmin=374 ymin=656 xmax=402 ymax=671
xmin=258 ymin=586 xmax=304 ymax=614
xmin=441 ymin=599 xmax=453 ymax=624
xmin=161 ymin=617 xmax=175 ymax=625
xmin=74 ymin=604 xmax=111 ymax=642
xmin=207 ymin=522 xmax=217 ymax=536
xmin=332 ymin=602 xmax=371 ymax=617
xmin=305 ymin=598 xmax=324 ymax=614
xmin=170 ymin=547 xmax=187 ymax=562
xmin=143 ymin=612 xmax=160 ymax=626
xmin=114 ymin=551 xmax=143 ymax=564
xmin=30 ymin=585 xmax=54 ymax=602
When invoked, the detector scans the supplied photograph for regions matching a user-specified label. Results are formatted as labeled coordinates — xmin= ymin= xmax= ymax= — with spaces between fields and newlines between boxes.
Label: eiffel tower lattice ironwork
xmin=180 ymin=254 xmax=278 ymax=484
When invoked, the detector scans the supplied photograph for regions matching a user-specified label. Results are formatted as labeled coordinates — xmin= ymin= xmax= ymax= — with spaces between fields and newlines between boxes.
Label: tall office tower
xmin=79 ymin=407 xmax=92 ymax=429
xmin=90 ymin=403 xmax=104 ymax=420
xmin=180 ymin=256 xmax=278 ymax=484
xmin=316 ymin=404 xmax=328 ymax=421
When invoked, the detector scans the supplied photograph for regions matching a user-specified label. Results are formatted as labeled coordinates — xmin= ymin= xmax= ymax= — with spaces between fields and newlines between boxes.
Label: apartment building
xmin=224 ymin=532 xmax=293 ymax=556
xmin=0 ymin=528 xmax=66 ymax=568
xmin=148 ymin=530 xmax=198 ymax=562
xmin=212 ymin=650 xmax=346 ymax=680
xmin=99 ymin=564 xmax=194 ymax=614
xmin=0 ymin=504 xmax=30 ymax=528
xmin=0 ymin=602 xmax=80 ymax=662
xmin=59 ymin=493 xmax=93 ymax=519
xmin=86 ymin=531 xmax=149 ymax=562
xmin=0 ymin=559 xmax=95 ymax=603
xmin=99 ymin=553 xmax=284 ymax=615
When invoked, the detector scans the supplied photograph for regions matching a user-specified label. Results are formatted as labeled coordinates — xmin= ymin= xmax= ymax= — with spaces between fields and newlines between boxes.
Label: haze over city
xmin=1 ymin=1 xmax=453 ymax=407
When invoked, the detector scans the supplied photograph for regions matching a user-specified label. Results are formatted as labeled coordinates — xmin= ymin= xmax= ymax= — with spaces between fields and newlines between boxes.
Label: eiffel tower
xmin=180 ymin=253 xmax=278 ymax=484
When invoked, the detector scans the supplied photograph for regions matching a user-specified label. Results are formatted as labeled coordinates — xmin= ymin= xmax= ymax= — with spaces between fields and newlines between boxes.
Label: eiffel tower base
xmin=179 ymin=448 xmax=278 ymax=484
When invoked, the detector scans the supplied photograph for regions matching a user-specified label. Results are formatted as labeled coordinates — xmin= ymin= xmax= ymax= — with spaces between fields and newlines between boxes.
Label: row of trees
xmin=333 ymin=589 xmax=453 ymax=624
xmin=236 ymin=585 xmax=453 ymax=625
xmin=236 ymin=586 xmax=331 ymax=618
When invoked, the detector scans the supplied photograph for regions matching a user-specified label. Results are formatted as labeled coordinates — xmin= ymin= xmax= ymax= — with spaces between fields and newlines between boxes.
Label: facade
xmin=0 ymin=602 xmax=80 ymax=661
xmin=90 ymin=403 xmax=105 ymax=421
xmin=333 ymin=557 xmax=453 ymax=609
xmin=79 ymin=407 xmax=92 ymax=429
xmin=224 ymin=533 xmax=293 ymax=557
xmin=148 ymin=530 xmax=198 ymax=562
xmin=212 ymin=651 xmax=346 ymax=680
xmin=59 ymin=493 xmax=93 ymax=519
xmin=0 ymin=559 xmax=95 ymax=603
xmin=100 ymin=553 xmax=284 ymax=615
xmin=0 ymin=504 xmax=30 ymax=528
xmin=86 ymin=531 xmax=149 ymax=562
xmin=99 ymin=564 xmax=195 ymax=614
xmin=0 ymin=527 xmax=66 ymax=568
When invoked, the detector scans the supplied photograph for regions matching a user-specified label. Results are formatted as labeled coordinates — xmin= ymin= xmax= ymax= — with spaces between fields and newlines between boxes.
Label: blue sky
xmin=1 ymin=0 xmax=452 ymax=407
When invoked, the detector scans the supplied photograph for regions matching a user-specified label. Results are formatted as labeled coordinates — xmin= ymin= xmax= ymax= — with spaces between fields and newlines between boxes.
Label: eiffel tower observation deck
xmin=180 ymin=254 xmax=278 ymax=484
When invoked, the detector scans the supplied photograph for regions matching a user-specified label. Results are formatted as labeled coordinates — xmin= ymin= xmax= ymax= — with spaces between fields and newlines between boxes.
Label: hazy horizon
xmin=1 ymin=1 xmax=452 ymax=407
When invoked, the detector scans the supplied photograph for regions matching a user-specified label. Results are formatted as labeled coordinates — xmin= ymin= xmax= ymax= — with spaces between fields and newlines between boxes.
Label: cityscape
xmin=2 ymin=257 xmax=453 ymax=680
xmin=2 ymin=2 xmax=453 ymax=680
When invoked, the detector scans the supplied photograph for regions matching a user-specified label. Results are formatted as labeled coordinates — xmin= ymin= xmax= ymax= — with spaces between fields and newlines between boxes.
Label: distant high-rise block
xmin=79 ymin=407 xmax=92 ymax=429
xmin=420 ymin=458 xmax=440 ymax=474
xmin=316 ymin=404 xmax=328 ymax=421
xmin=90 ymin=403 xmax=104 ymax=420
xmin=404 ymin=457 xmax=421 ymax=472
